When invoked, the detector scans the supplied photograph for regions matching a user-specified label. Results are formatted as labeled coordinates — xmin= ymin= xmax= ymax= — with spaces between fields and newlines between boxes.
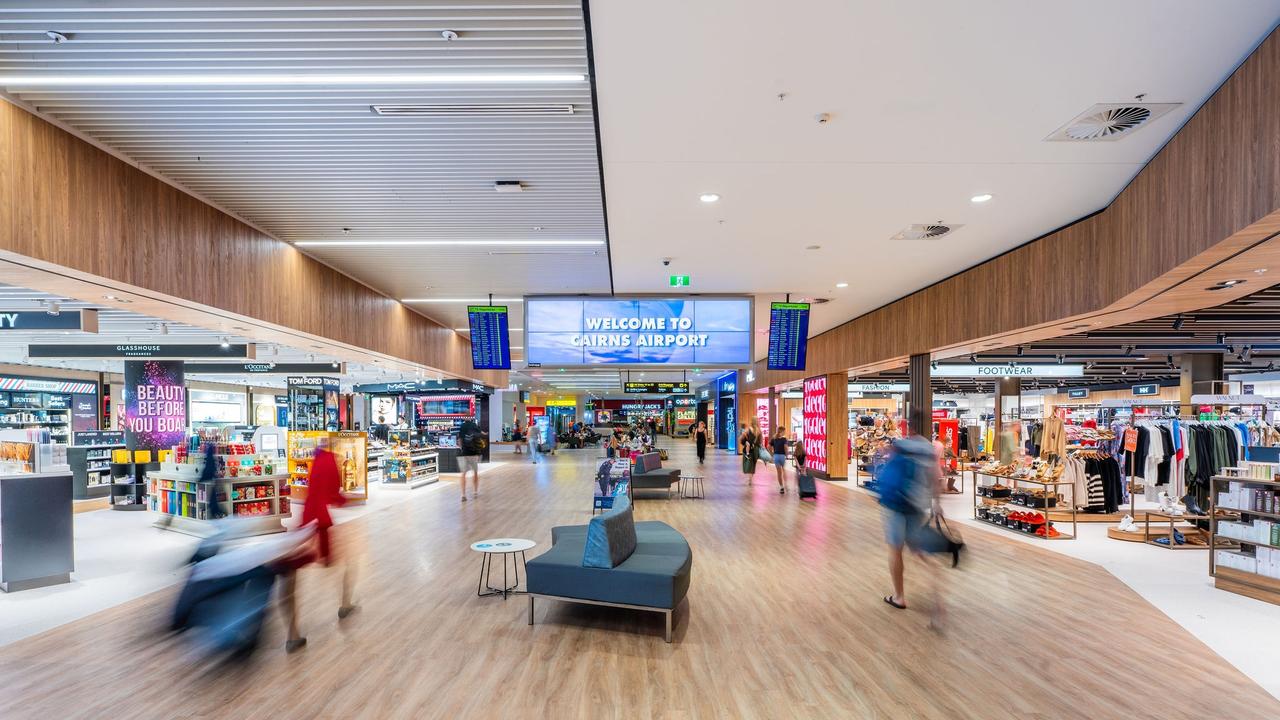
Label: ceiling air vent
xmin=891 ymin=224 xmax=961 ymax=241
xmin=370 ymin=104 xmax=575 ymax=116
xmin=1046 ymin=103 xmax=1179 ymax=142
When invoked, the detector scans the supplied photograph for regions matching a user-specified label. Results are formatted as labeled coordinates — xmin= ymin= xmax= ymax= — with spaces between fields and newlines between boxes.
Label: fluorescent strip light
xmin=404 ymin=298 xmax=523 ymax=303
xmin=297 ymin=240 xmax=604 ymax=248
xmin=0 ymin=73 xmax=586 ymax=87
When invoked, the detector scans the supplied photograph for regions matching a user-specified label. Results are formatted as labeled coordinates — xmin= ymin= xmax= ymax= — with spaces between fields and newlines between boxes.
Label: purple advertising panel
xmin=124 ymin=360 xmax=186 ymax=451
xmin=71 ymin=392 xmax=99 ymax=433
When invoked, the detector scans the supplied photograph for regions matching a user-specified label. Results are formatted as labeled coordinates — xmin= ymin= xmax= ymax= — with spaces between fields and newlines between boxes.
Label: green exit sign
xmin=669 ymin=275 xmax=691 ymax=287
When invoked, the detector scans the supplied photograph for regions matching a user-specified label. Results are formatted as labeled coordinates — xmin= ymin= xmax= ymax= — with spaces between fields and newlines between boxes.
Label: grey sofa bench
xmin=525 ymin=520 xmax=692 ymax=642
xmin=629 ymin=452 xmax=682 ymax=497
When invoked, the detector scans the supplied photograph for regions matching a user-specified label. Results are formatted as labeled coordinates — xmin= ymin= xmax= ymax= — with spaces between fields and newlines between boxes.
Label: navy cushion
xmin=527 ymin=520 xmax=692 ymax=609
xmin=582 ymin=492 xmax=636 ymax=568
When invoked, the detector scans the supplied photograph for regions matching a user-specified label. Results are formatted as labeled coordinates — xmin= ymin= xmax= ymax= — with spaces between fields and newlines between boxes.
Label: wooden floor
xmin=0 ymin=443 xmax=1276 ymax=720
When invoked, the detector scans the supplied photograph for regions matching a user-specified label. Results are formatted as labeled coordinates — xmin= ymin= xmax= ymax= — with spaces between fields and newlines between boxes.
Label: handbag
xmin=932 ymin=512 xmax=965 ymax=567
xmin=758 ymin=446 xmax=772 ymax=462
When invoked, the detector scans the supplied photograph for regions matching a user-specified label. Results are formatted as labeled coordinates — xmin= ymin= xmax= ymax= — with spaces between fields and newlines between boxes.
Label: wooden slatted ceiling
xmin=0 ymin=0 xmax=608 ymax=332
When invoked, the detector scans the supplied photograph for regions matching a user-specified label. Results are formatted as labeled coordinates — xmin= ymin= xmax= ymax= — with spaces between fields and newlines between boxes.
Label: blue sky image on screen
xmin=525 ymin=298 xmax=751 ymax=366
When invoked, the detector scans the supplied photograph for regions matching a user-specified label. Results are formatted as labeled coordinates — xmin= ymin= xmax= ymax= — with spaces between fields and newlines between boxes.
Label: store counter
xmin=0 ymin=471 xmax=74 ymax=592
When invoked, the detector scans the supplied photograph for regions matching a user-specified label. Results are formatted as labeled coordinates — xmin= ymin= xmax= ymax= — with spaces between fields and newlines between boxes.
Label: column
xmin=993 ymin=376 xmax=1021 ymax=458
xmin=907 ymin=353 xmax=932 ymax=436
xmin=1177 ymin=352 xmax=1224 ymax=416
xmin=767 ymin=387 xmax=777 ymax=439
xmin=825 ymin=372 xmax=849 ymax=480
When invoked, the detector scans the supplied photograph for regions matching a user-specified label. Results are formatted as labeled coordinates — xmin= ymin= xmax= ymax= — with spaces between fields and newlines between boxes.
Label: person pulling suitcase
xmin=794 ymin=436 xmax=817 ymax=499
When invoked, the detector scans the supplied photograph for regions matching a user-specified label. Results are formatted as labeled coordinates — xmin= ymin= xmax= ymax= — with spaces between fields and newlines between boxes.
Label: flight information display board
xmin=767 ymin=302 xmax=810 ymax=371
xmin=467 ymin=305 xmax=511 ymax=370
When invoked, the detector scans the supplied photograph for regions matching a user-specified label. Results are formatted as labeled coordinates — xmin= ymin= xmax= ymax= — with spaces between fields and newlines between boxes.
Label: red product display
xmin=803 ymin=376 xmax=828 ymax=475
xmin=936 ymin=418 xmax=960 ymax=470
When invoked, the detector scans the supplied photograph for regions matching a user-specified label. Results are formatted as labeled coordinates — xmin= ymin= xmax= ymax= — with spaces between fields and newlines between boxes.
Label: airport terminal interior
xmin=2 ymin=2 xmax=1280 ymax=718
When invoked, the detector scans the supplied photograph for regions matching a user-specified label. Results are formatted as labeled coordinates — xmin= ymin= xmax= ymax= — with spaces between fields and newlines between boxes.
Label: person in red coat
xmin=280 ymin=448 xmax=357 ymax=653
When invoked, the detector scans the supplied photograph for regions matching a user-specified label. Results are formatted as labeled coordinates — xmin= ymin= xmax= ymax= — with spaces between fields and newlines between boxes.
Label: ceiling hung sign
xmin=848 ymin=382 xmax=910 ymax=393
xmin=1131 ymin=384 xmax=1159 ymax=396
xmin=1068 ymin=388 xmax=1089 ymax=399
xmin=524 ymin=296 xmax=752 ymax=366
xmin=624 ymin=381 xmax=691 ymax=394
xmin=932 ymin=363 xmax=1085 ymax=378
xmin=0 ymin=377 xmax=97 ymax=394
xmin=184 ymin=362 xmax=345 ymax=374
xmin=0 ymin=310 xmax=98 ymax=332
xmin=28 ymin=344 xmax=256 ymax=360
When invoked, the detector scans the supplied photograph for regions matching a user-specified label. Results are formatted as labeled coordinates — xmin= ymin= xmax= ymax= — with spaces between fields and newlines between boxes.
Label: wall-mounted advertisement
xmin=123 ymin=360 xmax=186 ymax=451
xmin=803 ymin=376 xmax=828 ymax=475
xmin=525 ymin=296 xmax=752 ymax=366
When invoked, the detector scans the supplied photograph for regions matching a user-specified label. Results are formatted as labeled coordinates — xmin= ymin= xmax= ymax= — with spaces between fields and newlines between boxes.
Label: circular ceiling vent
xmin=892 ymin=223 xmax=960 ymax=241
xmin=1064 ymin=106 xmax=1151 ymax=140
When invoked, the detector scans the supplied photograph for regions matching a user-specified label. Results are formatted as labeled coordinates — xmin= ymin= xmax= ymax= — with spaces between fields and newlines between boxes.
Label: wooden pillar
xmin=826 ymin=372 xmax=849 ymax=480
xmin=907 ymin=354 xmax=932 ymax=436
xmin=993 ymin=376 xmax=1021 ymax=458
xmin=1177 ymin=352 xmax=1224 ymax=416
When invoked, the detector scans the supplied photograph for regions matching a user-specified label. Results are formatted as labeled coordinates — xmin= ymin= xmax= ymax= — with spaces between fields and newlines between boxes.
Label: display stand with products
xmin=110 ymin=450 xmax=157 ymax=511
xmin=287 ymin=376 xmax=340 ymax=431
xmin=367 ymin=439 xmax=387 ymax=484
xmin=67 ymin=431 xmax=126 ymax=499
xmin=383 ymin=445 xmax=439 ymax=489
xmin=973 ymin=468 xmax=1077 ymax=540
xmin=148 ymin=438 xmax=289 ymax=537
xmin=287 ymin=430 xmax=368 ymax=503
xmin=0 ymin=391 xmax=74 ymax=445
xmin=1210 ymin=464 xmax=1280 ymax=606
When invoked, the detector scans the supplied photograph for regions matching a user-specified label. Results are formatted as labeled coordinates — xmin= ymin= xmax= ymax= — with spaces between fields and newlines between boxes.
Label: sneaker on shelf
xmin=1117 ymin=514 xmax=1136 ymax=533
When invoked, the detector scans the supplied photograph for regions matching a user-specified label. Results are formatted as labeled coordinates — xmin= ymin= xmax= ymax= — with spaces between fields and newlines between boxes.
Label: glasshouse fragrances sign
xmin=28 ymin=343 xmax=255 ymax=359
xmin=525 ymin=297 xmax=751 ymax=366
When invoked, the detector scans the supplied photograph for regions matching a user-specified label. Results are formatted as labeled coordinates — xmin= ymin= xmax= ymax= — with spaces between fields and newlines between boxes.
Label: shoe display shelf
xmin=1210 ymin=471 xmax=1280 ymax=606
xmin=1142 ymin=510 xmax=1217 ymax=550
xmin=973 ymin=470 xmax=1077 ymax=540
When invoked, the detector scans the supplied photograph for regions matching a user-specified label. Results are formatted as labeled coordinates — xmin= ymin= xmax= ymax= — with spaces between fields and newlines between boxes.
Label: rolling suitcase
xmin=797 ymin=467 xmax=817 ymax=499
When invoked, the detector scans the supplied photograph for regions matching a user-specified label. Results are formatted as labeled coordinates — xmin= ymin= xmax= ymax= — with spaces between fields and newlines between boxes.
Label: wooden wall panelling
xmin=0 ymin=99 xmax=501 ymax=386
xmin=745 ymin=25 xmax=1280 ymax=393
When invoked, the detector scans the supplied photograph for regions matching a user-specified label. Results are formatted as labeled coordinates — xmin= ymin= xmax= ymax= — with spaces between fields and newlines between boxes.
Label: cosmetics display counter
xmin=67 ymin=431 xmax=125 ymax=499
xmin=367 ymin=439 xmax=387 ymax=484
xmin=148 ymin=439 xmax=289 ymax=538
xmin=287 ymin=430 xmax=368 ymax=503
xmin=383 ymin=445 xmax=439 ymax=489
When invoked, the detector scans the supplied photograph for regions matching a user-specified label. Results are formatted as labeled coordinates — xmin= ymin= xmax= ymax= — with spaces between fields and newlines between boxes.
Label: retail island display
xmin=383 ymin=444 xmax=440 ymax=489
xmin=1211 ymin=462 xmax=1280 ymax=606
xmin=148 ymin=435 xmax=289 ymax=537
xmin=67 ymin=430 xmax=126 ymax=499
xmin=287 ymin=430 xmax=368 ymax=503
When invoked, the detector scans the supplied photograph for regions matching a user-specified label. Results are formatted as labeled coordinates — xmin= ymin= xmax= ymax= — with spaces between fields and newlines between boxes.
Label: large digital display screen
xmin=467 ymin=305 xmax=511 ymax=370
xmin=525 ymin=297 xmax=751 ymax=366
xmin=124 ymin=360 xmax=186 ymax=451
xmin=803 ymin=375 xmax=828 ymax=475
xmin=767 ymin=302 xmax=810 ymax=371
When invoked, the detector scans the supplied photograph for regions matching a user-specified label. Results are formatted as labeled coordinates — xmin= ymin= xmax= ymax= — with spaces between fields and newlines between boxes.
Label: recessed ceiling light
xmin=699 ymin=193 xmax=720 ymax=203
xmin=1256 ymin=268 xmax=1269 ymax=274
xmin=0 ymin=72 xmax=587 ymax=87
xmin=970 ymin=193 xmax=993 ymax=203
xmin=835 ymin=282 xmax=849 ymax=288
xmin=1223 ymin=279 xmax=1243 ymax=286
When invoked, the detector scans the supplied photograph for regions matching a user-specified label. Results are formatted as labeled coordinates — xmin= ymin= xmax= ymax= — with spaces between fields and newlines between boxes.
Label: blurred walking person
xmin=875 ymin=409 xmax=960 ymax=630
xmin=770 ymin=427 xmax=790 ymax=494
xmin=280 ymin=447 xmax=357 ymax=653
xmin=740 ymin=417 xmax=763 ymax=486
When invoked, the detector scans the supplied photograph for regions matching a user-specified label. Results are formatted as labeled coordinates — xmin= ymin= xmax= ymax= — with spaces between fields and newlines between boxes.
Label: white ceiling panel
xmin=588 ymin=0 xmax=1280 ymax=357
